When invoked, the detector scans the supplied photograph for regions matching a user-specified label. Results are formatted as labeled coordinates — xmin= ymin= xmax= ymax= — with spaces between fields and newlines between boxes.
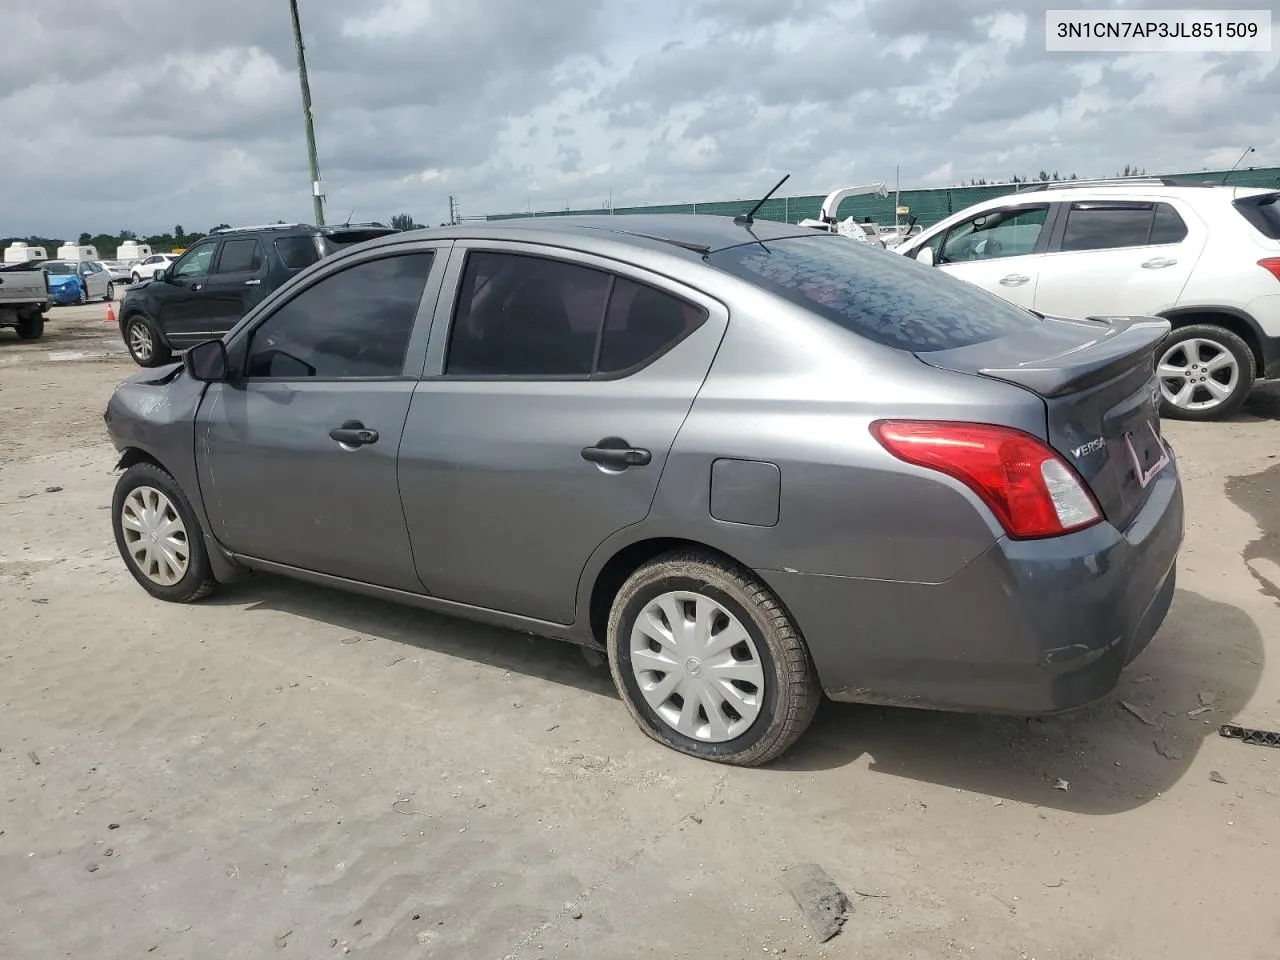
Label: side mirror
xmin=184 ymin=339 xmax=229 ymax=382
xmin=914 ymin=246 xmax=935 ymax=267
xmin=154 ymin=267 xmax=167 ymax=281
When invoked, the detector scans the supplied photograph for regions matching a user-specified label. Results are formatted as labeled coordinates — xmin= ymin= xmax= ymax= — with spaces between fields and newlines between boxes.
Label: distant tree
xmin=209 ymin=223 xmax=230 ymax=233
xmin=119 ymin=229 xmax=137 ymax=240
xmin=174 ymin=225 xmax=185 ymax=241
xmin=390 ymin=213 xmax=416 ymax=231
xmin=1038 ymin=170 xmax=1050 ymax=181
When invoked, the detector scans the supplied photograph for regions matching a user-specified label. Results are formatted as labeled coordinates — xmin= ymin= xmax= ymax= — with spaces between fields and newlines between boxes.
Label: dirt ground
xmin=2 ymin=306 xmax=1279 ymax=960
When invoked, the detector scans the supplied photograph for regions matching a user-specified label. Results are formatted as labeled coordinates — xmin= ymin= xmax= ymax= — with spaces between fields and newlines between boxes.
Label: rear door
xmin=398 ymin=242 xmax=727 ymax=624
xmin=1033 ymin=199 xmax=1205 ymax=319
xmin=203 ymin=237 xmax=268 ymax=335
xmin=194 ymin=244 xmax=448 ymax=590
xmin=927 ymin=202 xmax=1054 ymax=309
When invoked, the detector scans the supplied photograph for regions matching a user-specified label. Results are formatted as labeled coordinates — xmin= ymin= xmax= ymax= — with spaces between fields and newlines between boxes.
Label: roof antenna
xmin=1223 ymin=146 xmax=1254 ymax=184
xmin=735 ymin=173 xmax=790 ymax=225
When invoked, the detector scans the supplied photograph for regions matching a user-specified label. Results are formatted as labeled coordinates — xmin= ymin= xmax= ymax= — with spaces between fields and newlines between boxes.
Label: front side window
xmin=445 ymin=251 xmax=705 ymax=377
xmin=1060 ymin=202 xmax=1162 ymax=252
xmin=216 ymin=238 xmax=264 ymax=274
xmin=940 ymin=205 xmax=1049 ymax=263
xmin=244 ymin=252 xmax=433 ymax=379
xmin=173 ymin=244 xmax=216 ymax=279
xmin=709 ymin=234 xmax=1040 ymax=353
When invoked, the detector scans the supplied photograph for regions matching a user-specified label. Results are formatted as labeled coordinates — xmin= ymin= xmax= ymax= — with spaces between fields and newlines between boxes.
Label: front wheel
xmin=606 ymin=550 xmax=821 ymax=766
xmin=77 ymin=282 xmax=89 ymax=305
xmin=124 ymin=315 xmax=171 ymax=367
xmin=1157 ymin=324 xmax=1255 ymax=421
xmin=112 ymin=462 xmax=218 ymax=603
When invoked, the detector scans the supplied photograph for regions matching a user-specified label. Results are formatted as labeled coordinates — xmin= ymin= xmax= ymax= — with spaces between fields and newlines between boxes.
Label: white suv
xmin=895 ymin=180 xmax=1280 ymax=421
xmin=129 ymin=253 xmax=177 ymax=284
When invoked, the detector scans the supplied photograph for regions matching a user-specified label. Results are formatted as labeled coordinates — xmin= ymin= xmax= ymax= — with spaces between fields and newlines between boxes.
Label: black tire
xmin=15 ymin=313 xmax=44 ymax=340
xmin=104 ymin=281 xmax=114 ymax=302
xmin=606 ymin=550 xmax=820 ymax=766
xmin=124 ymin=314 xmax=172 ymax=367
xmin=1157 ymin=323 xmax=1255 ymax=422
xmin=77 ymin=281 xmax=88 ymax=305
xmin=112 ymin=462 xmax=218 ymax=603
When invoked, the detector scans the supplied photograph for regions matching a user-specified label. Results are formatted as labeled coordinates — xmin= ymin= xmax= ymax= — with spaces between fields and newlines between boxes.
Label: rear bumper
xmin=759 ymin=460 xmax=1184 ymax=715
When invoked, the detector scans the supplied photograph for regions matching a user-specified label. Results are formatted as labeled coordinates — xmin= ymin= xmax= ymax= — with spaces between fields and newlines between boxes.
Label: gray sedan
xmin=103 ymin=214 xmax=1183 ymax=765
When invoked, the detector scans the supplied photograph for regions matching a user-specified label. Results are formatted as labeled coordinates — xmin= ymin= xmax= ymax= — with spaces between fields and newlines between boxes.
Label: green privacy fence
xmin=486 ymin=166 xmax=1280 ymax=229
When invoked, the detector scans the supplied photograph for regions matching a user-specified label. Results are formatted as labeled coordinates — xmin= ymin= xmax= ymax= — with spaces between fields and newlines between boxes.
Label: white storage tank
xmin=55 ymin=240 xmax=100 ymax=261
xmin=116 ymin=240 xmax=152 ymax=263
xmin=3 ymin=241 xmax=48 ymax=263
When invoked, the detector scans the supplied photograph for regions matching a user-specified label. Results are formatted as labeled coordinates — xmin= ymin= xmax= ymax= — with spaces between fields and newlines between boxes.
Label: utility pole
xmin=289 ymin=0 xmax=325 ymax=225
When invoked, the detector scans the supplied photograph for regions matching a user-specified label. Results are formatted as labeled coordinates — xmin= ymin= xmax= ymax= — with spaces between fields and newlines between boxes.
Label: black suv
xmin=119 ymin=222 xmax=399 ymax=366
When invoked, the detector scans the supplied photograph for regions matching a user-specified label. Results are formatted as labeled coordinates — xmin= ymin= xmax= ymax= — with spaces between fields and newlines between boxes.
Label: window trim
xmin=227 ymin=246 xmax=445 ymax=385
xmin=431 ymin=245 xmax=711 ymax=383
xmin=935 ymin=202 xmax=1055 ymax=265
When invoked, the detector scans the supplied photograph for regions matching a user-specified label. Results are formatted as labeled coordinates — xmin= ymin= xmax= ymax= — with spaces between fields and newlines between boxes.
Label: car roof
xmin=382 ymin=214 xmax=819 ymax=257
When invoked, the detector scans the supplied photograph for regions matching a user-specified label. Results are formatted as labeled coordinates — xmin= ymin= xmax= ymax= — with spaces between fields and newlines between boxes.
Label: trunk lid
xmin=917 ymin=313 xmax=1171 ymax=532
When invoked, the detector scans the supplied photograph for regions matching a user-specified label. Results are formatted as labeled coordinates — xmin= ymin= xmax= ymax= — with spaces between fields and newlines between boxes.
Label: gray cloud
xmin=0 ymin=0 xmax=1276 ymax=236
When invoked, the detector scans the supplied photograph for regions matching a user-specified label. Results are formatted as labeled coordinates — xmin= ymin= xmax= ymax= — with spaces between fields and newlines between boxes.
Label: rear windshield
xmin=1233 ymin=192 xmax=1280 ymax=239
xmin=319 ymin=229 xmax=398 ymax=256
xmin=708 ymin=234 xmax=1040 ymax=352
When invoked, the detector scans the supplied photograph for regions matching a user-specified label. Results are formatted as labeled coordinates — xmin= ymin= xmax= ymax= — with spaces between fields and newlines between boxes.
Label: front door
xmin=155 ymin=240 xmax=221 ymax=344
xmin=1033 ymin=200 xmax=1205 ymax=319
xmin=203 ymin=237 xmax=269 ymax=335
xmin=398 ymin=245 xmax=726 ymax=624
xmin=930 ymin=202 xmax=1053 ymax=310
xmin=194 ymin=248 xmax=441 ymax=590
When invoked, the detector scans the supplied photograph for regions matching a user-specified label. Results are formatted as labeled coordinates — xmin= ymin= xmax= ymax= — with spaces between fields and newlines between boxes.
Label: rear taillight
xmin=870 ymin=420 xmax=1102 ymax=539
xmin=1259 ymin=258 xmax=1280 ymax=282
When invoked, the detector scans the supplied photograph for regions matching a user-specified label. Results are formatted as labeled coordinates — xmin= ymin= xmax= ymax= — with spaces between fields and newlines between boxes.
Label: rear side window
xmin=1060 ymin=203 xmax=1151 ymax=251
xmin=216 ymin=238 xmax=264 ymax=274
xmin=710 ymin=235 xmax=1039 ymax=352
xmin=445 ymin=251 xmax=706 ymax=377
xmin=1149 ymin=203 xmax=1189 ymax=244
xmin=274 ymin=236 xmax=323 ymax=270
xmin=1233 ymin=193 xmax=1280 ymax=239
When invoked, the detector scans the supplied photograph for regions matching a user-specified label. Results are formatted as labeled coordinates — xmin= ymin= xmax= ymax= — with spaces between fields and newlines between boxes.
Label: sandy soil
xmin=2 ymin=307 xmax=1279 ymax=959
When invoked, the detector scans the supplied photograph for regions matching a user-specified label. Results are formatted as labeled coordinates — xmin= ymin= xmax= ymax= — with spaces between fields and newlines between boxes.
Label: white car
xmin=130 ymin=253 xmax=178 ymax=283
xmin=896 ymin=180 xmax=1280 ymax=421
xmin=97 ymin=260 xmax=132 ymax=284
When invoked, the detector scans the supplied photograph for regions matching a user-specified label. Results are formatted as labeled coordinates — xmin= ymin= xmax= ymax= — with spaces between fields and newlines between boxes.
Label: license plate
xmin=1124 ymin=420 xmax=1170 ymax=489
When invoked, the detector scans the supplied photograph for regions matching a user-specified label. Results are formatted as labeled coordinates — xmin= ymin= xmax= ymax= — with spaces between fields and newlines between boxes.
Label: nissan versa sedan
xmin=103 ymin=214 xmax=1183 ymax=766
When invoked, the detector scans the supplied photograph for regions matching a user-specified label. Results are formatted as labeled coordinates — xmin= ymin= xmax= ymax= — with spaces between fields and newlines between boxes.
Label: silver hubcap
xmin=1157 ymin=338 xmax=1238 ymax=411
xmin=629 ymin=591 xmax=765 ymax=743
xmin=129 ymin=322 xmax=153 ymax=361
xmin=121 ymin=486 xmax=189 ymax=586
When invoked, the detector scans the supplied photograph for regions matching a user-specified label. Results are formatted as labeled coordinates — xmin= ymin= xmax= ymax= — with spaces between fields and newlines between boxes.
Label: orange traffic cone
xmin=105 ymin=303 xmax=116 ymax=323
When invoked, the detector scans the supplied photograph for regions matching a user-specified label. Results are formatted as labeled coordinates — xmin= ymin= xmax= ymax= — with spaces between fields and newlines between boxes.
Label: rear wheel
xmin=606 ymin=550 xmax=820 ymax=766
xmin=104 ymin=281 xmax=114 ymax=301
xmin=112 ymin=462 xmax=218 ymax=603
xmin=124 ymin=315 xmax=171 ymax=367
xmin=1157 ymin=324 xmax=1255 ymax=421
xmin=15 ymin=313 xmax=44 ymax=340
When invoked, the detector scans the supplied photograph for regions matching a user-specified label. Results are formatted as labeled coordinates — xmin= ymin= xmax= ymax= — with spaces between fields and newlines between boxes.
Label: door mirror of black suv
xmin=153 ymin=267 xmax=167 ymax=281
xmin=185 ymin=339 xmax=229 ymax=382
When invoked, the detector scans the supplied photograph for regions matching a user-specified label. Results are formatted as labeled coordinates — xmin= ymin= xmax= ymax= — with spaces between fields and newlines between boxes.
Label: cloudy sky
xmin=1 ymin=0 xmax=1276 ymax=238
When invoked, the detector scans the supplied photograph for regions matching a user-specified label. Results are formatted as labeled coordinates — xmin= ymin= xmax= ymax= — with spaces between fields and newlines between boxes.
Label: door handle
xmin=245 ymin=279 xmax=261 ymax=286
xmin=329 ymin=420 xmax=379 ymax=447
xmin=191 ymin=282 xmax=203 ymax=291
xmin=1142 ymin=257 xmax=1177 ymax=269
xmin=999 ymin=274 xmax=1030 ymax=286
xmin=581 ymin=437 xmax=651 ymax=468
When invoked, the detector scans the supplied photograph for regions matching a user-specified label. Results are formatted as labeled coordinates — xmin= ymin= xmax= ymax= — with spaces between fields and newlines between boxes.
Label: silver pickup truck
xmin=0 ymin=262 xmax=51 ymax=340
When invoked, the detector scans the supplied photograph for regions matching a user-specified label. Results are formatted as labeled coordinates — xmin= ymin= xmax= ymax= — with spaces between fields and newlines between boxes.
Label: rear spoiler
xmin=977 ymin=315 xmax=1170 ymax=397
